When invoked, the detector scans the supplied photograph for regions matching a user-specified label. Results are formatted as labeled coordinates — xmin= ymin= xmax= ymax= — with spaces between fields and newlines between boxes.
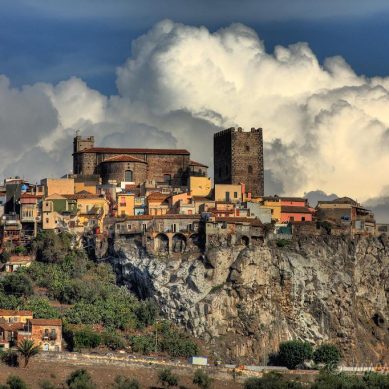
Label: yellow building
xmin=0 ymin=310 xmax=33 ymax=324
xmin=73 ymin=193 xmax=109 ymax=230
xmin=261 ymin=198 xmax=282 ymax=222
xmin=189 ymin=176 xmax=212 ymax=197
xmin=214 ymin=184 xmax=243 ymax=203
xmin=147 ymin=192 xmax=170 ymax=215
xmin=117 ymin=193 xmax=135 ymax=217
xmin=41 ymin=178 xmax=75 ymax=196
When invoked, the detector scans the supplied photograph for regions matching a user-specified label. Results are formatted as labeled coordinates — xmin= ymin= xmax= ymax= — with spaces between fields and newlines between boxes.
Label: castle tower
xmin=214 ymin=127 xmax=264 ymax=197
xmin=73 ymin=135 xmax=95 ymax=175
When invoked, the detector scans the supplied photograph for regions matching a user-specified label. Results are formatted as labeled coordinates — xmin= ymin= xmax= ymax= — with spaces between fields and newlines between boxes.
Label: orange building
xmin=146 ymin=192 xmax=170 ymax=215
xmin=29 ymin=318 xmax=62 ymax=352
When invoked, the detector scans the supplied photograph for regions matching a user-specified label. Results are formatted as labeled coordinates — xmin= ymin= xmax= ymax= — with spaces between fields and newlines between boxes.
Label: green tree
xmin=22 ymin=296 xmax=59 ymax=319
xmin=129 ymin=335 xmax=155 ymax=355
xmin=158 ymin=368 xmax=179 ymax=388
xmin=101 ymin=332 xmax=126 ymax=350
xmin=66 ymin=369 xmax=94 ymax=389
xmin=64 ymin=327 xmax=101 ymax=351
xmin=33 ymin=231 xmax=73 ymax=264
xmin=2 ymin=273 xmax=33 ymax=297
xmin=193 ymin=369 xmax=212 ymax=389
xmin=311 ymin=371 xmax=363 ymax=389
xmin=39 ymin=381 xmax=56 ymax=389
xmin=112 ymin=376 xmax=140 ymax=389
xmin=135 ymin=299 xmax=158 ymax=328
xmin=277 ymin=340 xmax=313 ymax=369
xmin=17 ymin=339 xmax=40 ymax=367
xmin=313 ymin=344 xmax=341 ymax=368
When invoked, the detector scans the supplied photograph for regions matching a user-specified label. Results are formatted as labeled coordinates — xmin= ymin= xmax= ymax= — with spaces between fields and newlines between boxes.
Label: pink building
xmin=281 ymin=206 xmax=313 ymax=222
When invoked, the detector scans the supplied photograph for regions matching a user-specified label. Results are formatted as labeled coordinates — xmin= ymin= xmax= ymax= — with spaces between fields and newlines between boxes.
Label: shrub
xmin=313 ymin=344 xmax=341 ymax=368
xmin=66 ymin=369 xmax=94 ymax=389
xmin=22 ymin=296 xmax=60 ymax=319
xmin=64 ymin=327 xmax=101 ymax=351
xmin=1 ymin=350 xmax=19 ymax=367
xmin=33 ymin=231 xmax=74 ymax=264
xmin=2 ymin=273 xmax=33 ymax=297
xmin=14 ymin=246 xmax=27 ymax=255
xmin=311 ymin=371 xmax=362 ymax=389
xmin=158 ymin=368 xmax=179 ymax=388
xmin=39 ymin=381 xmax=56 ymax=389
xmin=362 ymin=372 xmax=389 ymax=387
xmin=276 ymin=239 xmax=290 ymax=248
xmin=101 ymin=332 xmax=126 ymax=350
xmin=244 ymin=372 xmax=303 ymax=389
xmin=193 ymin=369 xmax=212 ymax=389
xmin=129 ymin=335 xmax=155 ymax=355
xmin=277 ymin=340 xmax=313 ymax=369
xmin=135 ymin=299 xmax=158 ymax=328
xmin=4 ymin=376 xmax=28 ymax=389
xmin=112 ymin=376 xmax=140 ymax=389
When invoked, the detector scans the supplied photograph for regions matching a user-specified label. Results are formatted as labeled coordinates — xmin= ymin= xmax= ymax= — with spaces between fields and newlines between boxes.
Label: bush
xmin=101 ymin=332 xmax=126 ymax=350
xmin=313 ymin=344 xmax=341 ymax=368
xmin=135 ymin=299 xmax=158 ymax=328
xmin=39 ymin=381 xmax=56 ymax=389
xmin=277 ymin=340 xmax=313 ymax=369
xmin=64 ymin=328 xmax=101 ymax=351
xmin=22 ymin=296 xmax=60 ymax=319
xmin=158 ymin=368 xmax=179 ymax=388
xmin=2 ymin=273 xmax=33 ymax=297
xmin=244 ymin=372 xmax=303 ymax=389
xmin=33 ymin=231 xmax=74 ymax=264
xmin=1 ymin=350 xmax=19 ymax=367
xmin=112 ymin=376 xmax=140 ymax=389
xmin=276 ymin=239 xmax=291 ymax=248
xmin=193 ymin=369 xmax=212 ymax=389
xmin=311 ymin=371 xmax=362 ymax=389
xmin=3 ymin=376 xmax=28 ymax=389
xmin=66 ymin=369 xmax=94 ymax=389
xmin=129 ymin=335 xmax=155 ymax=355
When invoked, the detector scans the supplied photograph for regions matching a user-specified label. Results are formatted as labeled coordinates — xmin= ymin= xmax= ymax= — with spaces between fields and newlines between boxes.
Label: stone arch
xmin=155 ymin=233 xmax=169 ymax=253
xmin=241 ymin=235 xmax=250 ymax=246
xmin=172 ymin=233 xmax=187 ymax=253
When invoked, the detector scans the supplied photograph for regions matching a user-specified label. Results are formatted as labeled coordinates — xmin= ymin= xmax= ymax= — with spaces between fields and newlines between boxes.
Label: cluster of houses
xmin=0 ymin=309 xmax=62 ymax=352
xmin=0 ymin=130 xmax=384 ymax=354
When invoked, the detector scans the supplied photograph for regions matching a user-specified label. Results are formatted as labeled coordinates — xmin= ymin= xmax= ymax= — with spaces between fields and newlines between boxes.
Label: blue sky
xmin=2 ymin=0 xmax=389 ymax=94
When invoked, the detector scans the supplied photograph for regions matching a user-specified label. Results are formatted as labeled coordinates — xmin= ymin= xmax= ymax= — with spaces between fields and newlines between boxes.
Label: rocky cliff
xmin=108 ymin=235 xmax=389 ymax=365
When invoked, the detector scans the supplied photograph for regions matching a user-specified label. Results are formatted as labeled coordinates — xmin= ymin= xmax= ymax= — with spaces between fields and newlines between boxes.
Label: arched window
xmin=124 ymin=170 xmax=133 ymax=182
xmin=248 ymin=165 xmax=253 ymax=174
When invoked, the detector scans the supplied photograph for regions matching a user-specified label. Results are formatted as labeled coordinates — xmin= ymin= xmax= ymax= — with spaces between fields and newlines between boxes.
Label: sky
xmin=1 ymin=0 xmax=389 ymax=221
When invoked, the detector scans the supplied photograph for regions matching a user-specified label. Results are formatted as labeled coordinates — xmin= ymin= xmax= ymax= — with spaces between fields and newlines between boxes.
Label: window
xmin=234 ymin=192 xmax=238 ymax=198
xmin=302 ymin=217 xmax=305 ymax=221
xmin=163 ymin=174 xmax=171 ymax=184
xmin=226 ymin=192 xmax=230 ymax=202
xmin=248 ymin=165 xmax=253 ymax=174
xmin=188 ymin=210 xmax=193 ymax=215
xmin=142 ymin=223 xmax=147 ymax=232
xmin=124 ymin=170 xmax=133 ymax=182
xmin=290 ymin=216 xmax=295 ymax=222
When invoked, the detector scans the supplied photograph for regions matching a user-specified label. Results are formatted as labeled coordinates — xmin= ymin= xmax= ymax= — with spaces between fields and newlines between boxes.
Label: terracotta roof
xmin=0 ymin=309 xmax=32 ymax=316
xmin=30 ymin=318 xmax=62 ymax=326
xmin=20 ymin=193 xmax=38 ymax=199
xmin=281 ymin=206 xmax=313 ymax=214
xmin=75 ymin=147 xmax=190 ymax=155
xmin=7 ymin=255 xmax=33 ymax=264
xmin=189 ymin=160 xmax=208 ymax=168
xmin=147 ymin=192 xmax=170 ymax=202
xmin=100 ymin=155 xmax=147 ymax=164
xmin=0 ymin=321 xmax=25 ymax=331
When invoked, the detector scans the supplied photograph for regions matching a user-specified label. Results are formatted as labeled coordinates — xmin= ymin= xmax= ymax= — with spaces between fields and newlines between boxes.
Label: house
xmin=117 ymin=193 xmax=135 ymax=217
xmin=0 ymin=320 xmax=24 ymax=349
xmin=214 ymin=184 xmax=244 ymax=203
xmin=41 ymin=178 xmax=75 ymax=197
xmin=146 ymin=192 xmax=170 ymax=215
xmin=19 ymin=193 xmax=41 ymax=240
xmin=316 ymin=197 xmax=375 ymax=235
xmin=4 ymin=255 xmax=33 ymax=272
xmin=28 ymin=318 xmax=62 ymax=352
xmin=42 ymin=194 xmax=77 ymax=230
xmin=242 ymin=202 xmax=272 ymax=224
xmin=280 ymin=206 xmax=313 ymax=222
xmin=0 ymin=310 xmax=33 ymax=324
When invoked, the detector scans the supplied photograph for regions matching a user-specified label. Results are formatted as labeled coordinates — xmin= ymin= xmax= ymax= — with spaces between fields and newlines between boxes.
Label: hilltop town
xmin=0 ymin=126 xmax=386 ymax=365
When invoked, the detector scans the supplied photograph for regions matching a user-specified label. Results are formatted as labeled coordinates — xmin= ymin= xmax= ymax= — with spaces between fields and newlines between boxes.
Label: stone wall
xmin=101 ymin=161 xmax=147 ymax=185
xmin=214 ymin=127 xmax=264 ymax=197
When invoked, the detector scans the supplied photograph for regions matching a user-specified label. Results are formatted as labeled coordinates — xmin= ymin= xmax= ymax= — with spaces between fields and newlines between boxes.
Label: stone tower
xmin=73 ymin=135 xmax=95 ymax=175
xmin=214 ymin=127 xmax=264 ymax=197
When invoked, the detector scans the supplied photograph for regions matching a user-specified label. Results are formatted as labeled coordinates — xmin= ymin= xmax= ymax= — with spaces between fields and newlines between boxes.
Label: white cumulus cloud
xmin=1 ymin=20 xmax=389 ymax=219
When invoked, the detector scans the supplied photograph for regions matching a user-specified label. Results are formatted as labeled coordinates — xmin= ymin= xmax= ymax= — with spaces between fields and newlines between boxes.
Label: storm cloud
xmin=1 ymin=20 xmax=389 ymax=220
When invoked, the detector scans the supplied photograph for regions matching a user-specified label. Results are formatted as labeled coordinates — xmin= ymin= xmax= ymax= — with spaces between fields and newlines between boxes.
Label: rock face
xmin=108 ymin=235 xmax=389 ymax=365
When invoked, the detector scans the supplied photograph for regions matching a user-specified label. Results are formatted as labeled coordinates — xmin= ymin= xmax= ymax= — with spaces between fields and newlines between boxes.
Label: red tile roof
xmin=147 ymin=192 xmax=170 ymax=202
xmin=0 ymin=309 xmax=32 ymax=316
xmin=7 ymin=255 xmax=33 ymax=264
xmin=64 ymin=193 xmax=104 ymax=200
xmin=75 ymin=147 xmax=190 ymax=155
xmin=101 ymin=155 xmax=147 ymax=164
xmin=189 ymin=160 xmax=208 ymax=168
xmin=30 ymin=318 xmax=62 ymax=326
xmin=119 ymin=214 xmax=201 ymax=221
xmin=0 ymin=321 xmax=25 ymax=331
xmin=281 ymin=206 xmax=313 ymax=214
